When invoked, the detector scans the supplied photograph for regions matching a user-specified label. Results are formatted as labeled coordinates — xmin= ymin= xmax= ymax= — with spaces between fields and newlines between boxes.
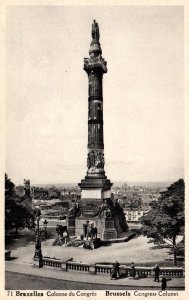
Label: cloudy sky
xmin=6 ymin=5 xmax=184 ymax=185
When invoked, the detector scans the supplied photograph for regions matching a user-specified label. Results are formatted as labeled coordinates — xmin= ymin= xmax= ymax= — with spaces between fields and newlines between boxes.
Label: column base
xmin=102 ymin=229 xmax=117 ymax=240
xmin=78 ymin=176 xmax=113 ymax=190
xmin=102 ymin=217 xmax=117 ymax=240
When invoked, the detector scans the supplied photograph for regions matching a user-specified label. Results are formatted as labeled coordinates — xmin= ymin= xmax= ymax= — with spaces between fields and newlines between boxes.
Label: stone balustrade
xmin=41 ymin=257 xmax=184 ymax=278
xmin=95 ymin=264 xmax=112 ymax=275
xmin=67 ymin=261 xmax=90 ymax=272
xmin=123 ymin=267 xmax=184 ymax=278
xmin=42 ymin=257 xmax=62 ymax=268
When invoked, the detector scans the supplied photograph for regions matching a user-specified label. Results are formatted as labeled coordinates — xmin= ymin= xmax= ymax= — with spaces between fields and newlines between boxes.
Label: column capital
xmin=84 ymin=57 xmax=107 ymax=74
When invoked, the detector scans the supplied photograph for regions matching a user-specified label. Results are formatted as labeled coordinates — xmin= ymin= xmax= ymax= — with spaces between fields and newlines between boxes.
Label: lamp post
xmin=33 ymin=209 xmax=43 ymax=268
xmin=43 ymin=219 xmax=48 ymax=239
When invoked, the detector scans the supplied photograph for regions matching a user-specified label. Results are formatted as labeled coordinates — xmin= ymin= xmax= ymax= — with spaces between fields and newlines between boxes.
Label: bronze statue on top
xmin=92 ymin=20 xmax=100 ymax=40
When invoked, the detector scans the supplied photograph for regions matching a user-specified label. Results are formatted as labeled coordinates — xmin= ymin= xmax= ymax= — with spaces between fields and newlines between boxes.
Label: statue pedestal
xmin=73 ymin=216 xmax=117 ymax=240
xmin=102 ymin=218 xmax=117 ymax=240
xmin=67 ymin=217 xmax=75 ymax=236
xmin=67 ymin=174 xmax=118 ymax=240
xmin=74 ymin=213 xmax=104 ymax=239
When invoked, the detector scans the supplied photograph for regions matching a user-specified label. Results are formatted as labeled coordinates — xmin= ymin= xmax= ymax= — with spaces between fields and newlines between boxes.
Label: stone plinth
xmin=67 ymin=218 xmax=75 ymax=236
xmin=75 ymin=214 xmax=105 ymax=238
xmin=102 ymin=218 xmax=117 ymax=239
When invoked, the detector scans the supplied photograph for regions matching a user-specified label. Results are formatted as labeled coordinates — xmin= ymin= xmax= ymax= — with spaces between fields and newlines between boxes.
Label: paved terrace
xmin=6 ymin=235 xmax=181 ymax=265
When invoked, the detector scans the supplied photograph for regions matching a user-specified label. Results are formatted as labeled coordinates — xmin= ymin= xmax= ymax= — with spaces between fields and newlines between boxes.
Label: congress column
xmin=84 ymin=20 xmax=106 ymax=178
xmin=73 ymin=20 xmax=117 ymax=239
xmin=80 ymin=20 xmax=112 ymax=190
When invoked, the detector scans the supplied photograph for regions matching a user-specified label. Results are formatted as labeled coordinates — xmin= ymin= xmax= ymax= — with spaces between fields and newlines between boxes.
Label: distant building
xmin=32 ymin=198 xmax=69 ymax=221
xmin=41 ymin=208 xmax=66 ymax=220
xmin=32 ymin=198 xmax=69 ymax=209
xmin=124 ymin=198 xmax=149 ymax=222
xmin=124 ymin=207 xmax=149 ymax=222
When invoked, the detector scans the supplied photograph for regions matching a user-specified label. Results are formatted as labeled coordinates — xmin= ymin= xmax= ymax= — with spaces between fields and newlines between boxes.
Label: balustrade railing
xmin=129 ymin=267 xmax=154 ymax=278
xmin=42 ymin=257 xmax=62 ymax=268
xmin=95 ymin=264 xmax=112 ymax=275
xmin=41 ymin=257 xmax=184 ymax=278
xmin=67 ymin=261 xmax=90 ymax=272
xmin=159 ymin=268 xmax=183 ymax=277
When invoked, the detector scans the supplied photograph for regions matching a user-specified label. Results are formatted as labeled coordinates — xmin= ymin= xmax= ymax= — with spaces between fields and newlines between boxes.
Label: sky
xmin=6 ymin=5 xmax=184 ymax=185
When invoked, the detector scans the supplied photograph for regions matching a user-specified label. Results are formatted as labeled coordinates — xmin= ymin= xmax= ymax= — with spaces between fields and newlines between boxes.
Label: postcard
xmin=1 ymin=0 xmax=188 ymax=299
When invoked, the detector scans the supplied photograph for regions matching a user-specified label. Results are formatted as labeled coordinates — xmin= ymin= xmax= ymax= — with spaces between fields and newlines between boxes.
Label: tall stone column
xmin=72 ymin=20 xmax=117 ymax=240
xmin=86 ymin=21 xmax=105 ymax=178
xmin=79 ymin=20 xmax=112 ymax=196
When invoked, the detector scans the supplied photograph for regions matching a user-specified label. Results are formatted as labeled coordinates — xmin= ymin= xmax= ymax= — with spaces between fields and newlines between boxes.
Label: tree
xmin=5 ymin=174 xmax=34 ymax=235
xmin=140 ymin=179 xmax=184 ymax=266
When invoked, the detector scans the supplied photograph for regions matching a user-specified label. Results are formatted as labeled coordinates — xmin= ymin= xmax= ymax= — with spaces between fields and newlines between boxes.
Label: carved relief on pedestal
xmin=81 ymin=203 xmax=100 ymax=218
xmin=87 ymin=149 xmax=104 ymax=174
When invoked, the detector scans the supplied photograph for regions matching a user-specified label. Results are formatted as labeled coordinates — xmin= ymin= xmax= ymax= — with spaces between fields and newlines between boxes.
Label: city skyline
xmin=6 ymin=6 xmax=184 ymax=185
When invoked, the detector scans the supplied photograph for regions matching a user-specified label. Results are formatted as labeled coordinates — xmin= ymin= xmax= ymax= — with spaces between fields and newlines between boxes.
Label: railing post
xmin=61 ymin=261 xmax=68 ymax=271
xmin=89 ymin=264 xmax=96 ymax=275
xmin=120 ymin=266 xmax=127 ymax=277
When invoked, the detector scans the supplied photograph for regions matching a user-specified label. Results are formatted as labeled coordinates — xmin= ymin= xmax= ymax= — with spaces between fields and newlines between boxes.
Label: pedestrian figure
xmin=130 ymin=262 xmax=136 ymax=279
xmin=111 ymin=261 xmax=120 ymax=280
xmin=153 ymin=264 xmax=160 ymax=282
xmin=115 ymin=261 xmax=121 ymax=278
xmin=161 ymin=276 xmax=167 ymax=290
xmin=86 ymin=224 xmax=91 ymax=240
